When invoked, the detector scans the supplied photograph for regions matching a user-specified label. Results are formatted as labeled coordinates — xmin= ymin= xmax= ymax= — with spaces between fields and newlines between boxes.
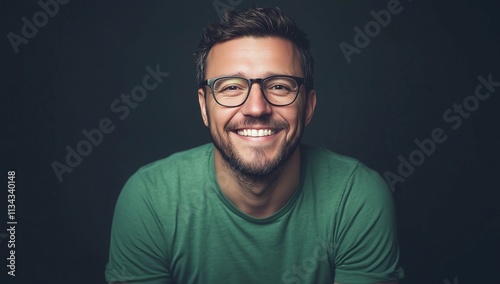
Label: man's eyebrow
xmin=222 ymin=71 xmax=246 ymax=77
xmin=217 ymin=71 xmax=295 ymax=78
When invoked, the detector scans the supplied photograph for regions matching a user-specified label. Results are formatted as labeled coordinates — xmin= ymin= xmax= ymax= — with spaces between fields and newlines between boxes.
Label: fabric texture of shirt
xmin=105 ymin=143 xmax=404 ymax=284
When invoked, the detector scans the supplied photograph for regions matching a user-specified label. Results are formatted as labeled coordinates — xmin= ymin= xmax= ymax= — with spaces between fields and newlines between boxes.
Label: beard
xmin=208 ymin=115 xmax=304 ymax=183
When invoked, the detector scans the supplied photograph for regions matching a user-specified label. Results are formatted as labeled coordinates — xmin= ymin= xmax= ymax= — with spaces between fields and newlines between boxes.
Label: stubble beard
xmin=208 ymin=117 xmax=304 ymax=186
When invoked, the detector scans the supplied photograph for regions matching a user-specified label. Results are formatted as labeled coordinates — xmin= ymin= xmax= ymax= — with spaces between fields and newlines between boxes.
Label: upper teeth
xmin=237 ymin=129 xmax=274 ymax=137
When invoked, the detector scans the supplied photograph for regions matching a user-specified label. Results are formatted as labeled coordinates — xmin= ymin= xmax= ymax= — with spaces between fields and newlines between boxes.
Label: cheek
xmin=284 ymin=105 xmax=305 ymax=129
xmin=294 ymin=100 xmax=308 ymax=126
xmin=278 ymin=113 xmax=298 ymax=141
xmin=208 ymin=104 xmax=237 ymax=132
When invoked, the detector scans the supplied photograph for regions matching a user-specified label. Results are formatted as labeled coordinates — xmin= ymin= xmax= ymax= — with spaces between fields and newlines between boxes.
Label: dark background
xmin=1 ymin=0 xmax=499 ymax=283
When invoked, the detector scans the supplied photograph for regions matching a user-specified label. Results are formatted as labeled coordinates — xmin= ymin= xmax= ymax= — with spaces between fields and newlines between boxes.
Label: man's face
xmin=198 ymin=36 xmax=316 ymax=177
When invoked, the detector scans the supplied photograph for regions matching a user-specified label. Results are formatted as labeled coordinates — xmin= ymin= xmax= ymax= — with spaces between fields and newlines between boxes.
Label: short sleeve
xmin=105 ymin=171 xmax=173 ymax=284
xmin=333 ymin=163 xmax=405 ymax=284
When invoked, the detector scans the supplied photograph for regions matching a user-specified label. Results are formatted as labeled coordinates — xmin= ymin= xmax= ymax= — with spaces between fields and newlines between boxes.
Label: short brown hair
xmin=195 ymin=6 xmax=315 ymax=91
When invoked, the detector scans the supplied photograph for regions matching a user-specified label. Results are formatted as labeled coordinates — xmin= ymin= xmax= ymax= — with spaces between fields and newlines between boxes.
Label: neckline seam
xmin=207 ymin=144 xmax=307 ymax=224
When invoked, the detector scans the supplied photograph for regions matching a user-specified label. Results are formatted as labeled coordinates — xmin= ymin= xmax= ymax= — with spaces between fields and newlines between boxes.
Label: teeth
xmin=237 ymin=129 xmax=274 ymax=137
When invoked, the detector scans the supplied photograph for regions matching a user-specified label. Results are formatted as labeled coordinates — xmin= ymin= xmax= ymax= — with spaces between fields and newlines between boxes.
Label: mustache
xmin=226 ymin=118 xmax=289 ymax=131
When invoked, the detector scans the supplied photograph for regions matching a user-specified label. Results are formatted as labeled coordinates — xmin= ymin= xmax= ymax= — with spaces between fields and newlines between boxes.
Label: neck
xmin=214 ymin=147 xmax=301 ymax=218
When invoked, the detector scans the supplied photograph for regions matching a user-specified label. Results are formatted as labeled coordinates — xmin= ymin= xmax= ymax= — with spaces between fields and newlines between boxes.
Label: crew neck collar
xmin=206 ymin=144 xmax=307 ymax=224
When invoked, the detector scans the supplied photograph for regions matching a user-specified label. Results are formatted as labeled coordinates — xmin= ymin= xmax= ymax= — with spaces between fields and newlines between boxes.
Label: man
xmin=105 ymin=6 xmax=404 ymax=284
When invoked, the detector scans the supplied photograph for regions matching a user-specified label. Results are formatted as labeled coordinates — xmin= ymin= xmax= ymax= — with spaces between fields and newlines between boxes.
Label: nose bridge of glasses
xmin=246 ymin=78 xmax=270 ymax=105
xmin=248 ymin=78 xmax=265 ymax=93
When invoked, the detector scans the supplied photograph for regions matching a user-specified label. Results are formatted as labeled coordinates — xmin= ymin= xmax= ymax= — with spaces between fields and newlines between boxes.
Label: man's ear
xmin=304 ymin=89 xmax=317 ymax=126
xmin=198 ymin=88 xmax=209 ymax=127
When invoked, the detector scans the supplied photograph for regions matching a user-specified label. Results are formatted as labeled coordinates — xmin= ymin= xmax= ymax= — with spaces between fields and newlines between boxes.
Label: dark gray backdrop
xmin=1 ymin=0 xmax=499 ymax=283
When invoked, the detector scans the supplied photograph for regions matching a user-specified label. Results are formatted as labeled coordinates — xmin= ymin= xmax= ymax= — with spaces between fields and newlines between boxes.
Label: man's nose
xmin=239 ymin=83 xmax=272 ymax=117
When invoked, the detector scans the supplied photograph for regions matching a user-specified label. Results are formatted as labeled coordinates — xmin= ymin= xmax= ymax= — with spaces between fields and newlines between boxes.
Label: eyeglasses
xmin=200 ymin=75 xmax=306 ymax=107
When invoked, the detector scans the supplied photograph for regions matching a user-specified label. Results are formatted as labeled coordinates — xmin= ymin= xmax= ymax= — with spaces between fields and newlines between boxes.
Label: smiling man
xmin=106 ymin=6 xmax=404 ymax=284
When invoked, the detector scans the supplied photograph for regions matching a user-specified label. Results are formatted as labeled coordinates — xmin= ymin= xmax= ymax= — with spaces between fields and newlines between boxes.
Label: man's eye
xmin=222 ymin=85 xmax=240 ymax=91
xmin=270 ymin=85 xmax=291 ymax=91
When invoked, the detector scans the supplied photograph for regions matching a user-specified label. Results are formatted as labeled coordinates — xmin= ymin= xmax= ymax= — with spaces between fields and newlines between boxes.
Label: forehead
xmin=206 ymin=36 xmax=303 ymax=78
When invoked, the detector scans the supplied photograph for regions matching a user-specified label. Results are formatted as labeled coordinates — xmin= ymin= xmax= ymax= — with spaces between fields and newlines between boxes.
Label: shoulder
xmin=301 ymin=144 xmax=391 ymax=203
xmin=138 ymin=143 xmax=213 ymax=176
xmin=119 ymin=143 xmax=214 ymax=199
xmin=301 ymin=144 xmax=369 ymax=183
xmin=302 ymin=144 xmax=361 ymax=170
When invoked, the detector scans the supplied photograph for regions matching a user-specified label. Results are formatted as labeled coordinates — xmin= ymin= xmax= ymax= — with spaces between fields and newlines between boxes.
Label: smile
xmin=236 ymin=129 xmax=276 ymax=137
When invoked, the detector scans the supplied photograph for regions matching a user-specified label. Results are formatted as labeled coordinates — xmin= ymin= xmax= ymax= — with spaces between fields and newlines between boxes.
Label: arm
xmin=332 ymin=164 xmax=404 ymax=284
xmin=105 ymin=172 xmax=173 ymax=284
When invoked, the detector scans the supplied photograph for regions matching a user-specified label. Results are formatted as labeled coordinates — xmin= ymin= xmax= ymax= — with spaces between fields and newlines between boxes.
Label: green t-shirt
xmin=105 ymin=144 xmax=404 ymax=284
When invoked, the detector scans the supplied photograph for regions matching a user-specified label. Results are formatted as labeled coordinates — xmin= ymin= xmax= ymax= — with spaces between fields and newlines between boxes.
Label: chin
xmin=230 ymin=140 xmax=299 ymax=177
xmin=210 ymin=126 xmax=302 ymax=178
xmin=236 ymin=151 xmax=281 ymax=175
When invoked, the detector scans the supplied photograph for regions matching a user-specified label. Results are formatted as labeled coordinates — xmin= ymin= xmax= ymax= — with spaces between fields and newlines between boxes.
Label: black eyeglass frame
xmin=200 ymin=75 xmax=306 ymax=107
